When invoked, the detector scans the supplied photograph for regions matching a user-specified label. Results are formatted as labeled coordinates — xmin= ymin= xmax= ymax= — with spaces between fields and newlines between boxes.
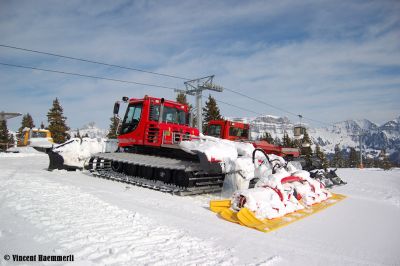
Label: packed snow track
xmin=1 ymin=150 xmax=399 ymax=265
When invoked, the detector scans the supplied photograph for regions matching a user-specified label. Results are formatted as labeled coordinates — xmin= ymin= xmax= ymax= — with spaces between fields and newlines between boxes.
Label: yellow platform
xmin=210 ymin=193 xmax=346 ymax=233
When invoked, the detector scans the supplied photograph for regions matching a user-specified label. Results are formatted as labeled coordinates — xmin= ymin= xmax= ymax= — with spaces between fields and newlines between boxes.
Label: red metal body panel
xmin=206 ymin=119 xmax=300 ymax=158
xmin=207 ymin=120 xmax=249 ymax=141
xmin=118 ymin=96 xmax=199 ymax=148
xmin=252 ymin=141 xmax=300 ymax=158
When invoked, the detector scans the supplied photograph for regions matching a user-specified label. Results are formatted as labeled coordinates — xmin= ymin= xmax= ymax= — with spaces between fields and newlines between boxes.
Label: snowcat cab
xmin=206 ymin=119 xmax=300 ymax=160
xmin=206 ymin=120 xmax=249 ymax=141
xmin=114 ymin=95 xmax=199 ymax=151
xmin=20 ymin=128 xmax=53 ymax=148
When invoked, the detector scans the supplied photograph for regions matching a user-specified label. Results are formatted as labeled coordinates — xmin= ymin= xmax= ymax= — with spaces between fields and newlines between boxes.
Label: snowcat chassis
xmin=86 ymin=152 xmax=225 ymax=196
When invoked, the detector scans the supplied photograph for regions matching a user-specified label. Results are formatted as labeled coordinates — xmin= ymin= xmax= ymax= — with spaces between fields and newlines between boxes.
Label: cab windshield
xmin=229 ymin=127 xmax=249 ymax=138
xmin=207 ymin=124 xmax=222 ymax=138
xmin=32 ymin=131 xmax=47 ymax=138
xmin=150 ymin=105 xmax=187 ymax=125
xmin=120 ymin=103 xmax=142 ymax=134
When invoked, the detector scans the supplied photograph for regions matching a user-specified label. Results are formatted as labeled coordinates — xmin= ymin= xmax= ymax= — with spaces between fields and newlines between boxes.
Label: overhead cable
xmin=0 ymin=44 xmax=190 ymax=80
xmin=0 ymin=61 xmax=261 ymax=117
xmin=0 ymin=43 xmax=333 ymax=126
xmin=0 ymin=62 xmax=177 ymax=90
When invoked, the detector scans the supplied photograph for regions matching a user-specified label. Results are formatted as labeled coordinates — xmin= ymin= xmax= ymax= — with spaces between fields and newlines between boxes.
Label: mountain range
xmin=231 ymin=115 xmax=400 ymax=164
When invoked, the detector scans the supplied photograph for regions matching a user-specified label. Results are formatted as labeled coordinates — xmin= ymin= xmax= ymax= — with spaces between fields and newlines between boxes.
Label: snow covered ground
xmin=1 ymin=150 xmax=399 ymax=265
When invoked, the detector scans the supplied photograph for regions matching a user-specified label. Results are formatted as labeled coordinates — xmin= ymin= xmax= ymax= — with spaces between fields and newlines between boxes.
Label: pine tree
xmin=348 ymin=147 xmax=359 ymax=168
xmin=0 ymin=120 xmax=14 ymax=150
xmin=176 ymin=92 xmax=195 ymax=126
xmin=332 ymin=144 xmax=344 ymax=168
xmin=18 ymin=113 xmax=35 ymax=135
xmin=282 ymin=132 xmax=293 ymax=147
xmin=176 ymin=92 xmax=188 ymax=105
xmin=364 ymin=157 xmax=375 ymax=168
xmin=40 ymin=122 xmax=45 ymax=129
xmin=273 ymin=136 xmax=282 ymax=146
xmin=301 ymin=130 xmax=312 ymax=165
xmin=107 ymin=116 xmax=120 ymax=139
xmin=261 ymin=132 xmax=274 ymax=143
xmin=202 ymin=94 xmax=222 ymax=131
xmin=75 ymin=129 xmax=81 ymax=139
xmin=315 ymin=144 xmax=321 ymax=157
xmin=379 ymin=148 xmax=392 ymax=170
xmin=47 ymin=98 xmax=70 ymax=144
xmin=315 ymin=144 xmax=329 ymax=170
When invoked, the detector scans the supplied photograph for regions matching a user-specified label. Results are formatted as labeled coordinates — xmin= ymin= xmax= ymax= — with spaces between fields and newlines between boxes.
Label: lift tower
xmin=176 ymin=75 xmax=223 ymax=132
xmin=0 ymin=112 xmax=21 ymax=121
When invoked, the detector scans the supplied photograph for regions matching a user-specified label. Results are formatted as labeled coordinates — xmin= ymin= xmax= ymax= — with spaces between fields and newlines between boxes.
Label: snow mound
xmin=53 ymin=138 xmax=117 ymax=168
xmin=180 ymin=135 xmax=331 ymax=220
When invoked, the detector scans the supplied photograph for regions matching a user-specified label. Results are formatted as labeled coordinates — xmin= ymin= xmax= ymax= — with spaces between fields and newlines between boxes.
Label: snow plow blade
xmin=32 ymin=146 xmax=52 ymax=153
xmin=47 ymin=150 xmax=81 ymax=171
xmin=210 ymin=193 xmax=346 ymax=233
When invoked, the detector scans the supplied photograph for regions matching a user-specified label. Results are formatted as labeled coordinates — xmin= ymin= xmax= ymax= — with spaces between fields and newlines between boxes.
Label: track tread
xmin=88 ymin=152 xmax=224 ymax=196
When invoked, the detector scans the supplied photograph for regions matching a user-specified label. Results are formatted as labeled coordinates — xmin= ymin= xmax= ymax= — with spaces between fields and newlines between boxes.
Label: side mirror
xmin=113 ymin=101 xmax=120 ymax=115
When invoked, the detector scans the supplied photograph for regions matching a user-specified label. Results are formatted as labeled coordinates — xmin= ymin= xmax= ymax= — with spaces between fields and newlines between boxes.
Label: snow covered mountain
xmin=313 ymin=117 xmax=400 ymax=162
xmin=231 ymin=115 xmax=400 ymax=164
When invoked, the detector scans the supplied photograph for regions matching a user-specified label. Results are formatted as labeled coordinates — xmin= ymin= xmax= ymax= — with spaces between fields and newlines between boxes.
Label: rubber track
xmin=87 ymin=152 xmax=224 ymax=196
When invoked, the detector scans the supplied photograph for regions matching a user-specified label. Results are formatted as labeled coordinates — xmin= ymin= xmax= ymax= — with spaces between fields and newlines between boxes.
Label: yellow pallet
xmin=210 ymin=193 xmax=346 ymax=233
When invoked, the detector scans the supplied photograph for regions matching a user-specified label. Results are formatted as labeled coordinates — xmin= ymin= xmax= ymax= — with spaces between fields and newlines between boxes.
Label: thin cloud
xmin=0 ymin=0 xmax=399 ymax=130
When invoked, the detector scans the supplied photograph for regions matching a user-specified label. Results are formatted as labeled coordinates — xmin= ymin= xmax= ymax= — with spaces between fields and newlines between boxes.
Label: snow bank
xmin=53 ymin=138 xmax=117 ymax=168
xmin=180 ymin=135 xmax=239 ymax=161
xmin=1 ymin=147 xmax=45 ymax=157
xmin=180 ymin=135 xmax=256 ymax=197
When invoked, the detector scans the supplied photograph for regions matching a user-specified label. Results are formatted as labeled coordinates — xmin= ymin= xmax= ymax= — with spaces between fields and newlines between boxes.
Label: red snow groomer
xmin=87 ymin=95 xmax=225 ymax=195
xmin=205 ymin=119 xmax=300 ymax=160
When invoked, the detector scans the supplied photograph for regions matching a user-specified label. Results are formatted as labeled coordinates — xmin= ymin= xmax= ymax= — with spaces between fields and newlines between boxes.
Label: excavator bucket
xmin=210 ymin=193 xmax=346 ymax=233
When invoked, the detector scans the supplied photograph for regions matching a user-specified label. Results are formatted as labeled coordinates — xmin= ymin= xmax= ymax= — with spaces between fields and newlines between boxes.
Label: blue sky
xmin=0 ymin=0 xmax=399 ymax=130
